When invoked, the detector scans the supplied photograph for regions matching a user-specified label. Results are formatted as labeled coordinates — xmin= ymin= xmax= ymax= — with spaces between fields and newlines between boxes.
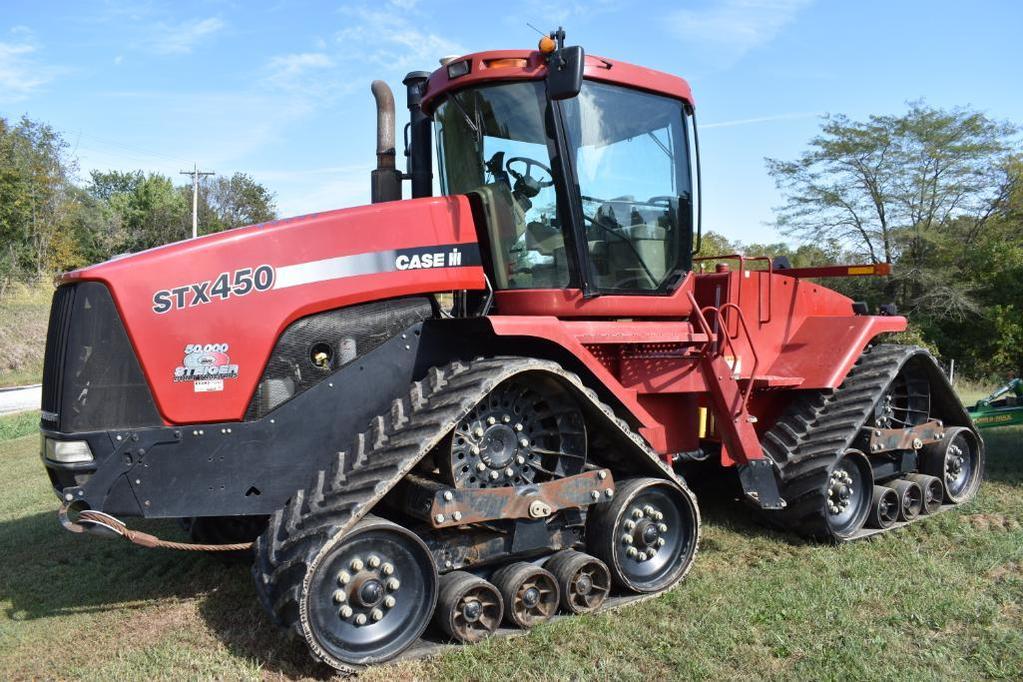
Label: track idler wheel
xmin=887 ymin=479 xmax=923 ymax=521
xmin=433 ymin=571 xmax=503 ymax=643
xmin=302 ymin=516 xmax=438 ymax=666
xmin=905 ymin=473 xmax=943 ymax=515
xmin=919 ymin=426 xmax=983 ymax=504
xmin=545 ymin=550 xmax=611 ymax=615
xmin=823 ymin=450 xmax=873 ymax=539
xmin=492 ymin=562 xmax=559 ymax=629
xmin=868 ymin=485 xmax=900 ymax=529
xmin=587 ymin=477 xmax=698 ymax=593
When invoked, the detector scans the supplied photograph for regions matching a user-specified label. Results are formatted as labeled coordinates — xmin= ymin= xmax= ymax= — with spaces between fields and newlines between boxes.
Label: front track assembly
xmin=761 ymin=344 xmax=984 ymax=541
xmin=253 ymin=357 xmax=701 ymax=672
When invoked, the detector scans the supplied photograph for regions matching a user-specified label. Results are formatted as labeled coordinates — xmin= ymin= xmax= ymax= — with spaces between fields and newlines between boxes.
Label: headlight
xmin=44 ymin=438 xmax=94 ymax=464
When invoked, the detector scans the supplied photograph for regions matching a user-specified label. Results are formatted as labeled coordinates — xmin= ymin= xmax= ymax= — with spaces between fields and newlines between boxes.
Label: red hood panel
xmin=65 ymin=196 xmax=484 ymax=424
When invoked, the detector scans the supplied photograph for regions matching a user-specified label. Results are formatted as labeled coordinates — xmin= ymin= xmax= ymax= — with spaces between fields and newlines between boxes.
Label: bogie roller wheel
xmin=433 ymin=571 xmax=503 ymax=643
xmin=919 ymin=426 xmax=983 ymax=504
xmin=545 ymin=550 xmax=611 ymax=614
xmin=587 ymin=477 xmax=698 ymax=593
xmin=887 ymin=479 xmax=922 ymax=521
xmin=491 ymin=562 xmax=559 ymax=629
xmin=301 ymin=515 xmax=437 ymax=667
xmin=868 ymin=485 xmax=900 ymax=529
xmin=823 ymin=450 xmax=874 ymax=538
xmin=905 ymin=473 xmax=943 ymax=515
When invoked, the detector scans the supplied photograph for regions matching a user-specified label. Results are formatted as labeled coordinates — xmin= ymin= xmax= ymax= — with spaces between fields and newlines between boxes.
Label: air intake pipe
xmin=370 ymin=80 xmax=402 ymax=203
xmin=403 ymin=71 xmax=433 ymax=199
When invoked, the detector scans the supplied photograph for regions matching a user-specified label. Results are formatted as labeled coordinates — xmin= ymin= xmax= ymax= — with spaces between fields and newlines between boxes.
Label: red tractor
xmin=39 ymin=31 xmax=982 ymax=671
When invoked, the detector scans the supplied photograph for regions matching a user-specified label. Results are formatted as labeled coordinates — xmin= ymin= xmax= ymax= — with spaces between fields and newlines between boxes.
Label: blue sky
xmin=1 ymin=0 xmax=1020 ymax=244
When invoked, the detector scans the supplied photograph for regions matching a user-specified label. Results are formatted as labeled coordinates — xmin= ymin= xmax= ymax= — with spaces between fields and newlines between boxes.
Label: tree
xmin=767 ymin=103 xmax=1017 ymax=321
xmin=193 ymin=172 xmax=277 ymax=234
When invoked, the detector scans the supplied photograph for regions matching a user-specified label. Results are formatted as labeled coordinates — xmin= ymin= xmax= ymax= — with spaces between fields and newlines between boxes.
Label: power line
xmin=180 ymin=163 xmax=215 ymax=239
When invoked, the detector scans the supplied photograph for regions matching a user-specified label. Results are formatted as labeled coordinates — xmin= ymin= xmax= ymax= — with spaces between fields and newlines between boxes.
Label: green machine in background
xmin=968 ymin=377 xmax=1023 ymax=429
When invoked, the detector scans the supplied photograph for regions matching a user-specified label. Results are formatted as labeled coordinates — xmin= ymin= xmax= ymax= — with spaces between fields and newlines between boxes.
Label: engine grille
xmin=41 ymin=282 xmax=161 ymax=432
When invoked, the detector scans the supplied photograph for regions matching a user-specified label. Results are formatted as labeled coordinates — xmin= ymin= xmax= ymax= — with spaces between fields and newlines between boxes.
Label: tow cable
xmin=59 ymin=504 xmax=254 ymax=552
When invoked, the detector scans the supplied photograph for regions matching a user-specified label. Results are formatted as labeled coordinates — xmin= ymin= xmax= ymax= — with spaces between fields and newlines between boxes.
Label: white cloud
xmin=0 ymin=31 xmax=60 ymax=102
xmin=701 ymin=111 xmax=820 ymax=129
xmin=667 ymin=0 xmax=812 ymax=66
xmin=336 ymin=6 xmax=464 ymax=72
xmin=266 ymin=52 xmax=335 ymax=90
xmin=150 ymin=17 xmax=225 ymax=55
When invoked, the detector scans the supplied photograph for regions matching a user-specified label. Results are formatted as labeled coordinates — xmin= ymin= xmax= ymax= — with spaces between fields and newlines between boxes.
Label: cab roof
xmin=420 ymin=49 xmax=694 ymax=113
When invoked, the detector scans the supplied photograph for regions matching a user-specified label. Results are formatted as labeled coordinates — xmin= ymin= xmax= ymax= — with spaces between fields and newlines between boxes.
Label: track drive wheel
xmin=301 ymin=515 xmax=437 ymax=667
xmin=492 ymin=562 xmax=559 ymax=629
xmin=545 ymin=550 xmax=611 ymax=614
xmin=920 ymin=426 xmax=983 ymax=504
xmin=823 ymin=450 xmax=873 ymax=538
xmin=433 ymin=571 xmax=503 ymax=643
xmin=587 ymin=477 xmax=698 ymax=593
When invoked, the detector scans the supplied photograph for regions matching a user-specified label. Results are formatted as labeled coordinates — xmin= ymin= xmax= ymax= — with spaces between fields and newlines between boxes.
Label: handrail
xmin=695 ymin=302 xmax=760 ymax=415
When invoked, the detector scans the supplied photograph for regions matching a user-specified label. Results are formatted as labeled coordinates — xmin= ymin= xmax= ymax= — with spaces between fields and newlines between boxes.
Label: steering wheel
xmin=506 ymin=156 xmax=555 ymax=190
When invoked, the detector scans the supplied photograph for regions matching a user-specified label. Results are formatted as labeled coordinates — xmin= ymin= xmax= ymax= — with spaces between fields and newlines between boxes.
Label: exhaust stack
xmin=371 ymin=80 xmax=402 ymax=203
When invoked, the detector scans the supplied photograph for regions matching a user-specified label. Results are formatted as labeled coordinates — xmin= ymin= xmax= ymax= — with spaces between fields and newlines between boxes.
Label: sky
xmin=1 ymin=0 xmax=1020 ymax=245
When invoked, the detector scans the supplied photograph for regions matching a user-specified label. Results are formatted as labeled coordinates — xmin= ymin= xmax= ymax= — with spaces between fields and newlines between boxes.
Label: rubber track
xmin=252 ymin=356 xmax=700 ymax=672
xmin=761 ymin=344 xmax=945 ymax=541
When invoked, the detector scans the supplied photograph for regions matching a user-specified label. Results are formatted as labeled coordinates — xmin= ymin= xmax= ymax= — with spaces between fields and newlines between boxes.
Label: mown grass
xmin=0 ymin=281 xmax=52 ymax=388
xmin=1 ymin=423 xmax=1020 ymax=680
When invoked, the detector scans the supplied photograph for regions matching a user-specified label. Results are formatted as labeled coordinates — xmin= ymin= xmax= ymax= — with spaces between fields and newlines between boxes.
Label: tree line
xmin=0 ymin=115 xmax=276 ymax=299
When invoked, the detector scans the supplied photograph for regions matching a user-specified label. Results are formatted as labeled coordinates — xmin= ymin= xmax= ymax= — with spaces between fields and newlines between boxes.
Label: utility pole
xmin=180 ymin=162 xmax=215 ymax=239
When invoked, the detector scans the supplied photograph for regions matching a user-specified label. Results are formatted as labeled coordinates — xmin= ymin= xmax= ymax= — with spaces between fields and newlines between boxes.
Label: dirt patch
xmin=986 ymin=561 xmax=1023 ymax=583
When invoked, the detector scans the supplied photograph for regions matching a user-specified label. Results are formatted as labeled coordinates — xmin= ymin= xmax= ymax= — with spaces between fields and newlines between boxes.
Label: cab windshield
xmin=434 ymin=79 xmax=693 ymax=293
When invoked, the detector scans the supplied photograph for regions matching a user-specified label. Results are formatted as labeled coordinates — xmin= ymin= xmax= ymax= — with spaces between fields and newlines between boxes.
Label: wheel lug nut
xmin=632 ymin=508 xmax=644 ymax=520
xmin=371 ymin=608 xmax=384 ymax=622
xmin=656 ymin=537 xmax=666 ymax=547
xmin=653 ymin=511 xmax=663 ymax=521
xmin=339 ymin=605 xmax=353 ymax=618
xmin=519 ymin=438 xmax=529 ymax=448
xmin=624 ymin=519 xmax=636 ymax=530
xmin=333 ymin=589 xmax=347 ymax=603
xmin=337 ymin=570 xmax=351 ymax=585
xmin=355 ymin=613 xmax=367 ymax=626
xmin=350 ymin=558 xmax=364 ymax=571
xmin=490 ymin=470 xmax=500 ymax=480
xmin=502 ymin=414 xmax=511 ymax=423
xmin=471 ymin=445 xmax=481 ymax=456
xmin=505 ymin=467 xmax=514 ymax=477
xmin=643 ymin=505 xmax=655 ymax=516
xmin=514 ymin=423 xmax=523 ymax=432
xmin=487 ymin=416 xmax=496 ymax=425
xmin=515 ymin=455 xmax=525 ymax=465
xmin=626 ymin=547 xmax=638 ymax=558
xmin=622 ymin=534 xmax=633 ymax=545
xmin=368 ymin=555 xmax=381 ymax=568
xmin=474 ymin=427 xmax=484 ymax=438
xmin=387 ymin=578 xmax=400 ymax=591
xmin=381 ymin=563 xmax=394 ymax=575
xmin=657 ymin=523 xmax=668 ymax=533
xmin=476 ymin=461 xmax=486 ymax=471
xmin=384 ymin=595 xmax=396 ymax=608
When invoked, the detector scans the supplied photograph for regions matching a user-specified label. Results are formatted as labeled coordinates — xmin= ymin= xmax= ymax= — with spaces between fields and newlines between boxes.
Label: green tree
xmin=193 ymin=172 xmax=277 ymax=234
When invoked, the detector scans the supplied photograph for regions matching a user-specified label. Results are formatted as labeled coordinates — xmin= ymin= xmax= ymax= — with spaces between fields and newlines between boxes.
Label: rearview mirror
xmin=546 ymin=46 xmax=584 ymax=100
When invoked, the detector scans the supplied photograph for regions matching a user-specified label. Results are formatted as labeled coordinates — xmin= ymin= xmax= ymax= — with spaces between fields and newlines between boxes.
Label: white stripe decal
xmin=272 ymin=250 xmax=398 ymax=290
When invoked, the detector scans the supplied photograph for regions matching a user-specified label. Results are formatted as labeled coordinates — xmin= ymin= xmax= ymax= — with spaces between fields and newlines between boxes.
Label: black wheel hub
xmin=521 ymin=586 xmax=541 ymax=608
xmin=945 ymin=435 xmax=974 ymax=497
xmin=446 ymin=378 xmax=586 ymax=489
xmin=825 ymin=454 xmax=871 ymax=537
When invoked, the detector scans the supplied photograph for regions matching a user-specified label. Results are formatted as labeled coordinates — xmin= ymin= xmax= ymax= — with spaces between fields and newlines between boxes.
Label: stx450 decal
xmin=150 ymin=243 xmax=481 ymax=313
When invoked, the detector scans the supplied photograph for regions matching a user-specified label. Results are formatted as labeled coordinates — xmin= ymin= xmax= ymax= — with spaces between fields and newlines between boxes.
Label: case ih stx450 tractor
xmin=41 ymin=33 xmax=982 ymax=670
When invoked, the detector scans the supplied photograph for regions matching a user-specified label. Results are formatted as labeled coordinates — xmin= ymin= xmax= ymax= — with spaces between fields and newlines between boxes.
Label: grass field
xmin=0 ymin=282 xmax=52 ymax=388
xmin=1 ymin=413 xmax=1020 ymax=681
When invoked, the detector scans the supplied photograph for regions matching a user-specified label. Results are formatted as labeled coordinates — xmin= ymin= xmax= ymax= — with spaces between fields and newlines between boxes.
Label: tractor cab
xmin=418 ymin=44 xmax=698 ymax=303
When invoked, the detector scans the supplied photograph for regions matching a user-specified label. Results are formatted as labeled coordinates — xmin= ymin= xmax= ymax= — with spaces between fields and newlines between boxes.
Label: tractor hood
xmin=59 ymin=196 xmax=484 ymax=424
